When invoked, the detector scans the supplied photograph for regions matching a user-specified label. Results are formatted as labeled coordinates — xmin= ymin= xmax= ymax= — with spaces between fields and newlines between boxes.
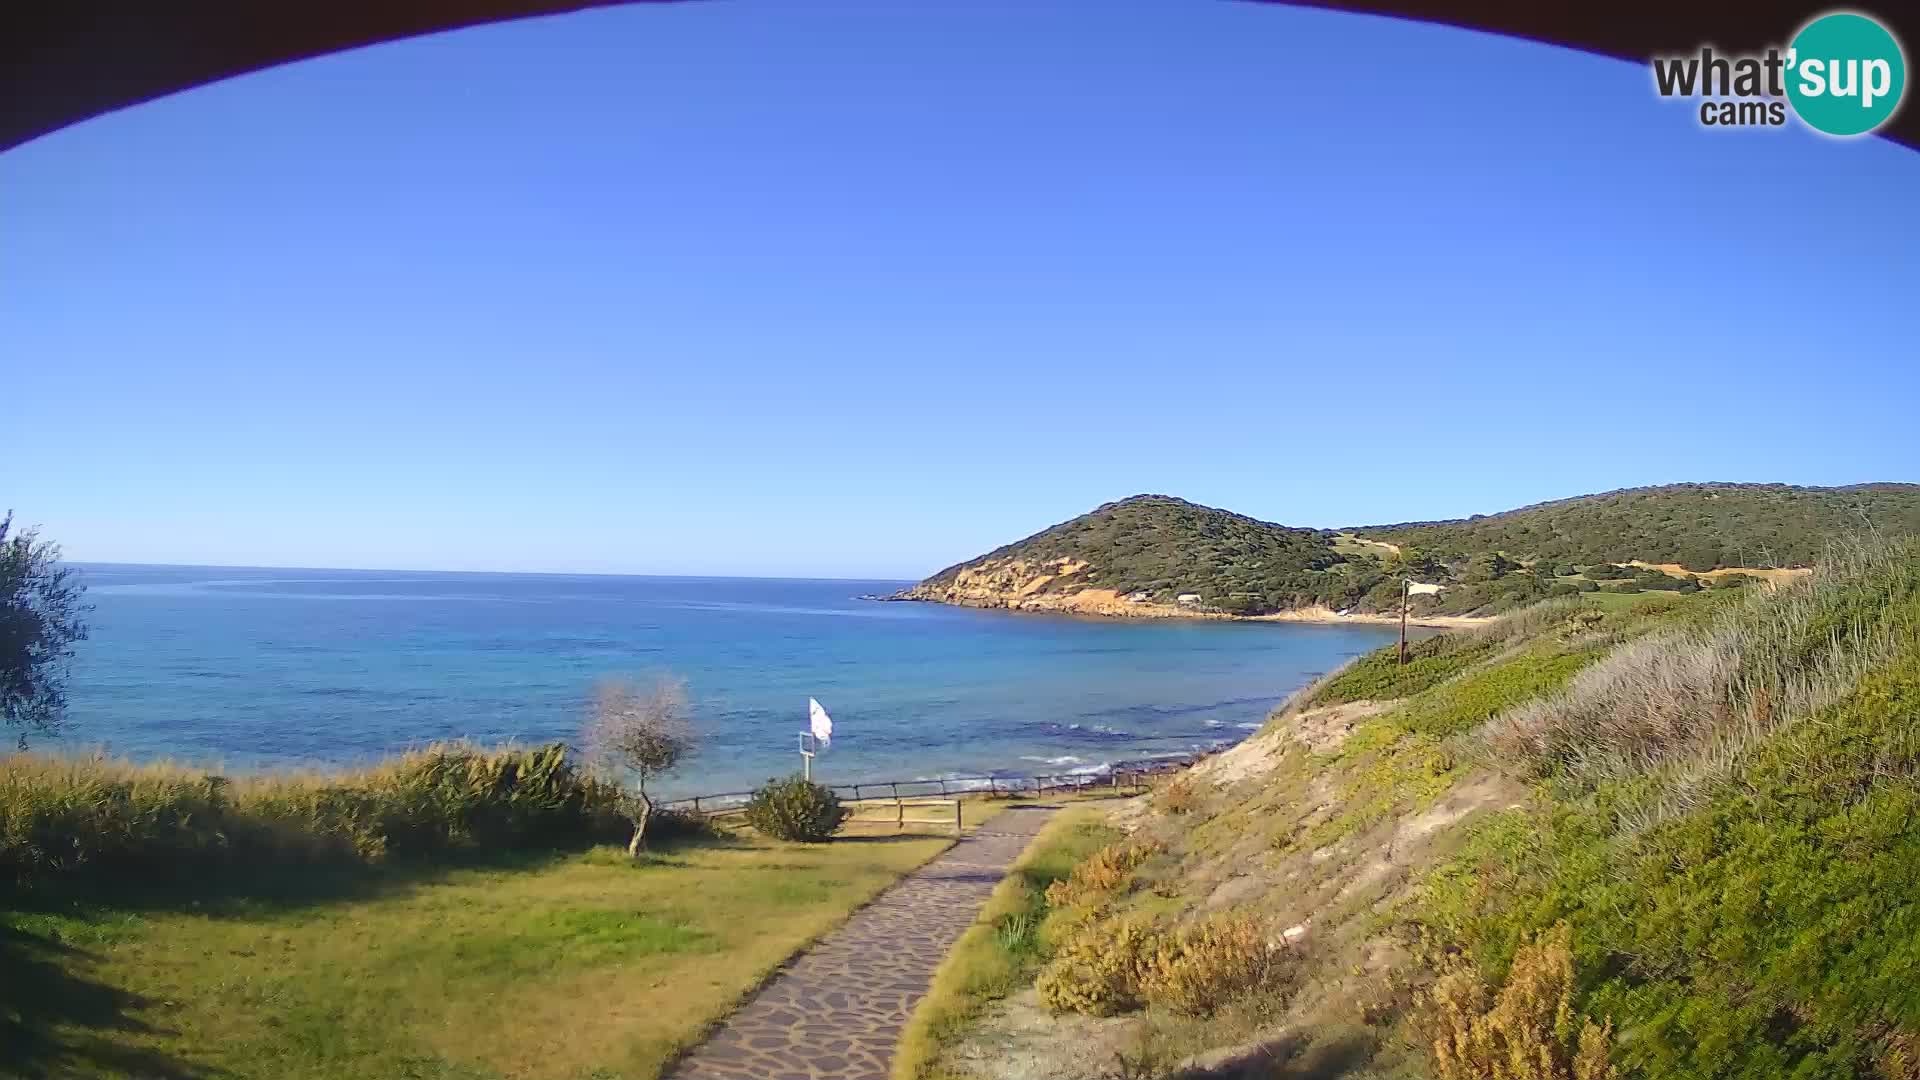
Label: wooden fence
xmin=660 ymin=756 xmax=1203 ymax=832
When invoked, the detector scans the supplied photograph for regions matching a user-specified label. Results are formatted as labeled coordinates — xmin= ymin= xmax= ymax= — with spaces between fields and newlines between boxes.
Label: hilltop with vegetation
xmin=1358 ymin=482 xmax=1920 ymax=571
xmin=899 ymin=484 xmax=1920 ymax=619
xmin=900 ymin=537 xmax=1920 ymax=1080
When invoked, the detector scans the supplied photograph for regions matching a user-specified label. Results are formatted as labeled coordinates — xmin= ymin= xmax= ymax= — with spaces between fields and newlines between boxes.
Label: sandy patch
xmin=944 ymin=988 xmax=1139 ymax=1080
xmin=1248 ymin=605 xmax=1490 ymax=629
xmin=1282 ymin=701 xmax=1395 ymax=755
xmin=1627 ymin=561 xmax=1811 ymax=586
xmin=1191 ymin=701 xmax=1394 ymax=789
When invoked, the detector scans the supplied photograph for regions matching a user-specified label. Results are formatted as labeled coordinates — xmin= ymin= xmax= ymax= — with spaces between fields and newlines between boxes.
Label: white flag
xmin=808 ymin=697 xmax=834 ymax=747
xmin=1407 ymin=581 xmax=1445 ymax=596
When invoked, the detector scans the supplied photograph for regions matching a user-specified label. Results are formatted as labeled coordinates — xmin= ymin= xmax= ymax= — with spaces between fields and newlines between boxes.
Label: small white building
xmin=1175 ymin=593 xmax=1203 ymax=607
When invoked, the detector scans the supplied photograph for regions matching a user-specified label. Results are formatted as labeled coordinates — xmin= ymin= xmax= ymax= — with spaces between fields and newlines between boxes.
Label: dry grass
xmin=1415 ymin=923 xmax=1614 ymax=1080
xmin=1140 ymin=911 xmax=1291 ymax=1017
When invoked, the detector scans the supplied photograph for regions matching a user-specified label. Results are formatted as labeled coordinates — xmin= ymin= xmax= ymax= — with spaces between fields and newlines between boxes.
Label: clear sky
xmin=4 ymin=0 xmax=1916 ymax=579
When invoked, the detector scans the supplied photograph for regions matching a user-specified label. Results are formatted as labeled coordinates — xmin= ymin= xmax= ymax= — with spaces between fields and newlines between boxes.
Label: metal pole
xmin=1398 ymin=578 xmax=1410 ymax=666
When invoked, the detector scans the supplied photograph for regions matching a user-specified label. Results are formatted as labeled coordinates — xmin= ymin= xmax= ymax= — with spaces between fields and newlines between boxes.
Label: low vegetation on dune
xmin=907 ymin=536 xmax=1920 ymax=1080
xmin=903 ymin=484 xmax=1917 ymax=619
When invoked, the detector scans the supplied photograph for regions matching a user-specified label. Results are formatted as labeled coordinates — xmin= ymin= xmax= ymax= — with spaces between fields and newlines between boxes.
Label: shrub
xmin=1140 ymin=911 xmax=1288 ymax=1016
xmin=1415 ymin=923 xmax=1614 ymax=1080
xmin=1036 ymin=916 xmax=1157 ymax=1015
xmin=1155 ymin=775 xmax=1203 ymax=815
xmin=743 ymin=776 xmax=846 ymax=842
xmin=1043 ymin=837 xmax=1160 ymax=910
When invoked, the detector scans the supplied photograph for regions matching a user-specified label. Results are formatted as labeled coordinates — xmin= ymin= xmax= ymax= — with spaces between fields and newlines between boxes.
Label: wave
xmin=1035 ymin=721 xmax=1135 ymax=742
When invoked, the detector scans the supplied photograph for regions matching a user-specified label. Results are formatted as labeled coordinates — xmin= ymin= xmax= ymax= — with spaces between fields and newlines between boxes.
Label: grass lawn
xmin=3 ymin=810 xmax=1008 ymax=1080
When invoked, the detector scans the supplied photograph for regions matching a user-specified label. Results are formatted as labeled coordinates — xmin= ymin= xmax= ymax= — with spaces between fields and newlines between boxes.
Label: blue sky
xmin=4 ymin=0 xmax=1916 ymax=579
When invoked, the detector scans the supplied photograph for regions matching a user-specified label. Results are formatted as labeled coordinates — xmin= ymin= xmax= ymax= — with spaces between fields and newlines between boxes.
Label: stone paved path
xmin=667 ymin=805 xmax=1059 ymax=1080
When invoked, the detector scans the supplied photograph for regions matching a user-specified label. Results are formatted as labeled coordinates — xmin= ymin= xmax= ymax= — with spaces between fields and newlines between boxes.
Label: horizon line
xmin=67 ymin=559 xmax=919 ymax=585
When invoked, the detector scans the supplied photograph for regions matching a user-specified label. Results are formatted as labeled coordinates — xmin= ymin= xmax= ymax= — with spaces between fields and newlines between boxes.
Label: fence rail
xmin=660 ymin=754 xmax=1204 ymax=818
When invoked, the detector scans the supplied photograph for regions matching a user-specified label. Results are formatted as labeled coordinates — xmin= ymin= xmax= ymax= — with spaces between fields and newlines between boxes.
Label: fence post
xmin=954 ymin=798 xmax=963 ymax=835
xmin=890 ymin=782 xmax=900 ymax=800
xmin=897 ymin=797 xmax=905 ymax=832
xmin=692 ymin=796 xmax=702 ymax=815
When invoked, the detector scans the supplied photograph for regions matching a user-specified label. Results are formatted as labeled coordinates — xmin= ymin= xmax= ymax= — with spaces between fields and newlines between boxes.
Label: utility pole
xmin=1398 ymin=577 xmax=1410 ymax=666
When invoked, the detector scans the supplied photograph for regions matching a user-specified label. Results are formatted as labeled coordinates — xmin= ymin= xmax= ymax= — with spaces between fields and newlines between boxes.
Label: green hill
xmin=901 ymin=538 xmax=1920 ymax=1080
xmin=907 ymin=495 xmax=1349 ymax=615
xmin=903 ymin=484 xmax=1920 ymax=619
xmin=1358 ymin=482 xmax=1920 ymax=571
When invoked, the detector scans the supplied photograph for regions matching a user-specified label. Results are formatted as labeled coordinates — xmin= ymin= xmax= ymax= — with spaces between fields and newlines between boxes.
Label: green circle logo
xmin=1786 ymin=12 xmax=1907 ymax=136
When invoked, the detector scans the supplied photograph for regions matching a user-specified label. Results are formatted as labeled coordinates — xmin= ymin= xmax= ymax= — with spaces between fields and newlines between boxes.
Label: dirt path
xmin=667 ymin=805 xmax=1058 ymax=1080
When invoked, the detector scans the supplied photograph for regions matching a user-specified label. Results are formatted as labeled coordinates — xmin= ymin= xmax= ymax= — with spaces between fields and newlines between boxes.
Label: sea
xmin=52 ymin=565 xmax=1398 ymax=798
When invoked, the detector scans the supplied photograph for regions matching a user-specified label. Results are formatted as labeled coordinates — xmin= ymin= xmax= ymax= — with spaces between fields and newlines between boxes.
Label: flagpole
xmin=1398 ymin=578 xmax=1409 ymax=667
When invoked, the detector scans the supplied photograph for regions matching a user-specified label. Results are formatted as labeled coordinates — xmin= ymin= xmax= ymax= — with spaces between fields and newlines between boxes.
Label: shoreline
xmin=884 ymin=592 xmax=1490 ymax=629
xmin=1245 ymin=604 xmax=1492 ymax=629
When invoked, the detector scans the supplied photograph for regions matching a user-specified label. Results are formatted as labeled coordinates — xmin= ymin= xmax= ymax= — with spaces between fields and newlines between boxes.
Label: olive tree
xmin=582 ymin=676 xmax=696 ymax=856
xmin=2 ymin=513 xmax=90 ymax=747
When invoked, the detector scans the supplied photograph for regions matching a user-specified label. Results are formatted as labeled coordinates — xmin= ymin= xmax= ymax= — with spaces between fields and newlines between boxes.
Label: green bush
xmin=1397 ymin=649 xmax=1598 ymax=738
xmin=743 ymin=776 xmax=847 ymax=842
xmin=1310 ymin=638 xmax=1500 ymax=706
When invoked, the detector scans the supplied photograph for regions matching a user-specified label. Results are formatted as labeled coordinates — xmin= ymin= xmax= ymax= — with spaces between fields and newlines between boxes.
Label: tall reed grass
xmin=0 ymin=742 xmax=646 ymax=884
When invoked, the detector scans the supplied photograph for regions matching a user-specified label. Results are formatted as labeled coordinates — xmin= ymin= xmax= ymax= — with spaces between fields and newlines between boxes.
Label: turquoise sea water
xmin=56 ymin=565 xmax=1397 ymax=797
